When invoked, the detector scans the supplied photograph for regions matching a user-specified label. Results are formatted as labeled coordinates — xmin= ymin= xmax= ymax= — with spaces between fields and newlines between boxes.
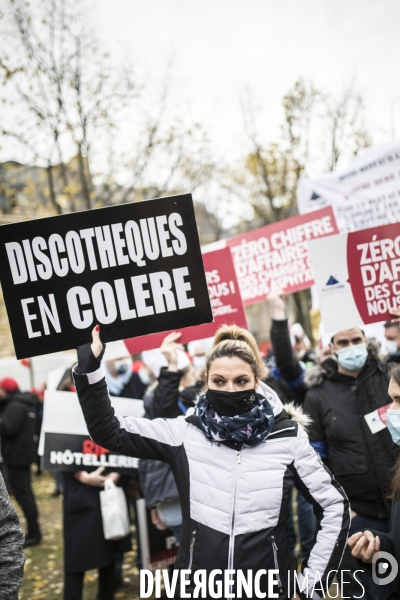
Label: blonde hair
xmin=206 ymin=325 xmax=267 ymax=381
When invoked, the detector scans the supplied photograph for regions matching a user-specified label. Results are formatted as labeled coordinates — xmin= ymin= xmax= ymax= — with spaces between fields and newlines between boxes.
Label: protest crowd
xmin=2 ymin=4 xmax=400 ymax=600
xmin=2 ymin=141 xmax=400 ymax=600
xmin=2 ymin=276 xmax=400 ymax=599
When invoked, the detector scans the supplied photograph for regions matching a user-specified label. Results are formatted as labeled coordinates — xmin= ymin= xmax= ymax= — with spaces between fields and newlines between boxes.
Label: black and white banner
xmin=0 ymin=194 xmax=212 ymax=358
xmin=39 ymin=390 xmax=144 ymax=473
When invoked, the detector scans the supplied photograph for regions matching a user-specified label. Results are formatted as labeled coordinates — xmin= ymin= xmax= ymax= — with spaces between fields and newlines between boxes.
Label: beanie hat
xmin=0 ymin=378 xmax=19 ymax=393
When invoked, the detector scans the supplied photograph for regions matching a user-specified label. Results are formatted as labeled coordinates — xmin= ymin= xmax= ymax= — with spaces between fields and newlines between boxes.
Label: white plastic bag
xmin=100 ymin=479 xmax=130 ymax=541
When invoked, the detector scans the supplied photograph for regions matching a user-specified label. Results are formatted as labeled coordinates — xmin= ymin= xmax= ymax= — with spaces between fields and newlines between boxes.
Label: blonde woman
xmin=74 ymin=324 xmax=350 ymax=600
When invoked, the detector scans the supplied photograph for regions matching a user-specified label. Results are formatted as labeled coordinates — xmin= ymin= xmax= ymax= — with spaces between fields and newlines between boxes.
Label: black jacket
xmin=365 ymin=497 xmax=400 ymax=599
xmin=151 ymin=368 xmax=201 ymax=418
xmin=266 ymin=318 xmax=308 ymax=406
xmin=62 ymin=472 xmax=131 ymax=573
xmin=0 ymin=392 xmax=38 ymax=467
xmin=304 ymin=340 xmax=400 ymax=519
xmin=110 ymin=372 xmax=146 ymax=400
xmin=150 ymin=369 xmax=182 ymax=419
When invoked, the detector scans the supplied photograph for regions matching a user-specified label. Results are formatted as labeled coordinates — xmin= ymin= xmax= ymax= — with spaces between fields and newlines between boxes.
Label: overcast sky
xmin=94 ymin=0 xmax=400 ymax=169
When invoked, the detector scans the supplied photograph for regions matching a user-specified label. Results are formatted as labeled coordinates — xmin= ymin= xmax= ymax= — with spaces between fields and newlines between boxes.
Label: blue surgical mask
xmin=336 ymin=343 xmax=368 ymax=371
xmin=138 ymin=368 xmax=152 ymax=386
xmin=193 ymin=355 xmax=206 ymax=368
xmin=386 ymin=340 xmax=399 ymax=356
xmin=386 ymin=410 xmax=400 ymax=445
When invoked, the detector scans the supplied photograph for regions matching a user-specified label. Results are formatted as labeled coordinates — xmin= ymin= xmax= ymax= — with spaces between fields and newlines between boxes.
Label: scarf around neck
xmin=196 ymin=393 xmax=275 ymax=450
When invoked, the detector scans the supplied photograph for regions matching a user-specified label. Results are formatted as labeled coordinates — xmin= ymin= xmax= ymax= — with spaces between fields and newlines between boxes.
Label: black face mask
xmin=206 ymin=389 xmax=258 ymax=417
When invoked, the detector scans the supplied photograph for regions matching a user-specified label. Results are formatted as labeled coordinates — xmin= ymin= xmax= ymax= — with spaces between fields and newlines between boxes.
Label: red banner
xmin=223 ymin=206 xmax=339 ymax=305
xmin=308 ymin=221 xmax=400 ymax=331
xmin=347 ymin=222 xmax=400 ymax=324
xmin=125 ymin=247 xmax=247 ymax=354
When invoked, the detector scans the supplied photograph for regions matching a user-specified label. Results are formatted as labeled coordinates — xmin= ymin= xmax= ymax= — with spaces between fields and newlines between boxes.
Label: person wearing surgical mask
xmin=304 ymin=327 xmax=400 ymax=600
xmin=104 ymin=355 xmax=146 ymax=400
xmin=72 ymin=324 xmax=350 ymax=600
xmin=189 ymin=343 xmax=207 ymax=369
xmin=332 ymin=328 xmax=369 ymax=374
xmin=348 ymin=364 xmax=400 ymax=598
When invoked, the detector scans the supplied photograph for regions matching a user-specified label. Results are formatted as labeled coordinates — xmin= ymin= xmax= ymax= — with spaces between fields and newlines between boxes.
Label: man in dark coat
xmin=0 ymin=377 xmax=41 ymax=547
xmin=304 ymin=328 xmax=399 ymax=599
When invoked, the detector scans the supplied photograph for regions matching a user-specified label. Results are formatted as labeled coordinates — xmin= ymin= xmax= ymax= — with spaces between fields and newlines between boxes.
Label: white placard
xmin=39 ymin=390 xmax=144 ymax=455
xmin=298 ymin=141 xmax=400 ymax=233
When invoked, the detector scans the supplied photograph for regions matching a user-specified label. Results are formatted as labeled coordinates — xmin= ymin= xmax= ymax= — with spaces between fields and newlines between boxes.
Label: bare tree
xmin=0 ymin=0 xmax=69 ymax=212
xmin=324 ymin=81 xmax=372 ymax=171
xmin=227 ymin=78 xmax=374 ymax=343
xmin=231 ymin=80 xmax=322 ymax=342
xmin=236 ymin=79 xmax=321 ymax=227
xmin=0 ymin=0 xmax=217 ymax=219
xmin=0 ymin=0 xmax=136 ymax=211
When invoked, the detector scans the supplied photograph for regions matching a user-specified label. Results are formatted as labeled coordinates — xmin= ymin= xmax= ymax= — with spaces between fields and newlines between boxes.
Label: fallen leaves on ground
xmin=12 ymin=470 xmax=141 ymax=599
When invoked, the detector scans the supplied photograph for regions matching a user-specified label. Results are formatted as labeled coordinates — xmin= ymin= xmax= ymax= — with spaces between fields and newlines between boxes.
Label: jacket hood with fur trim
xmin=305 ymin=338 xmax=382 ymax=389
xmin=257 ymin=380 xmax=311 ymax=429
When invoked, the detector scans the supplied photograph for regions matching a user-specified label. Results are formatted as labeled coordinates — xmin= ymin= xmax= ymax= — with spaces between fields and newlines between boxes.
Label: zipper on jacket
xmin=227 ymin=450 xmax=241 ymax=597
xmin=188 ymin=529 xmax=197 ymax=570
xmin=268 ymin=426 xmax=296 ymax=437
xmin=271 ymin=535 xmax=283 ymax=593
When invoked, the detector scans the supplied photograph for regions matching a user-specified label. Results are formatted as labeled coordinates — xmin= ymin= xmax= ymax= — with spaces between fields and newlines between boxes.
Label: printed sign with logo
xmin=125 ymin=246 xmax=247 ymax=353
xmin=298 ymin=140 xmax=400 ymax=233
xmin=39 ymin=390 xmax=143 ymax=472
xmin=202 ymin=207 xmax=339 ymax=305
xmin=43 ymin=432 xmax=139 ymax=473
xmin=0 ymin=194 xmax=212 ymax=358
xmin=308 ymin=222 xmax=400 ymax=331
xmin=364 ymin=403 xmax=392 ymax=434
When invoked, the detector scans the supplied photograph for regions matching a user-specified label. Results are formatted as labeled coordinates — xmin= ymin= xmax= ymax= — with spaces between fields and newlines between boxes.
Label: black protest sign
xmin=0 ymin=194 xmax=212 ymax=358
xmin=43 ymin=433 xmax=139 ymax=474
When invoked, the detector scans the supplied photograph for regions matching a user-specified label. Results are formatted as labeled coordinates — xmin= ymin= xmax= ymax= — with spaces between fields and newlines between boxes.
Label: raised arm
xmin=73 ymin=326 xmax=187 ymax=463
xmin=151 ymin=332 xmax=185 ymax=419
xmin=267 ymin=290 xmax=307 ymax=404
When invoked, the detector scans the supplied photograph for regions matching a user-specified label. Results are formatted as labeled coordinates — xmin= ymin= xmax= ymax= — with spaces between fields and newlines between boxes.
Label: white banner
xmin=308 ymin=221 xmax=400 ymax=331
xmin=39 ymin=390 xmax=144 ymax=471
xmin=297 ymin=141 xmax=400 ymax=233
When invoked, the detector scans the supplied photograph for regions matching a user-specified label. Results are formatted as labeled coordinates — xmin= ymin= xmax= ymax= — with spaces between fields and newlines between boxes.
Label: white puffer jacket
xmin=74 ymin=367 xmax=350 ymax=600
